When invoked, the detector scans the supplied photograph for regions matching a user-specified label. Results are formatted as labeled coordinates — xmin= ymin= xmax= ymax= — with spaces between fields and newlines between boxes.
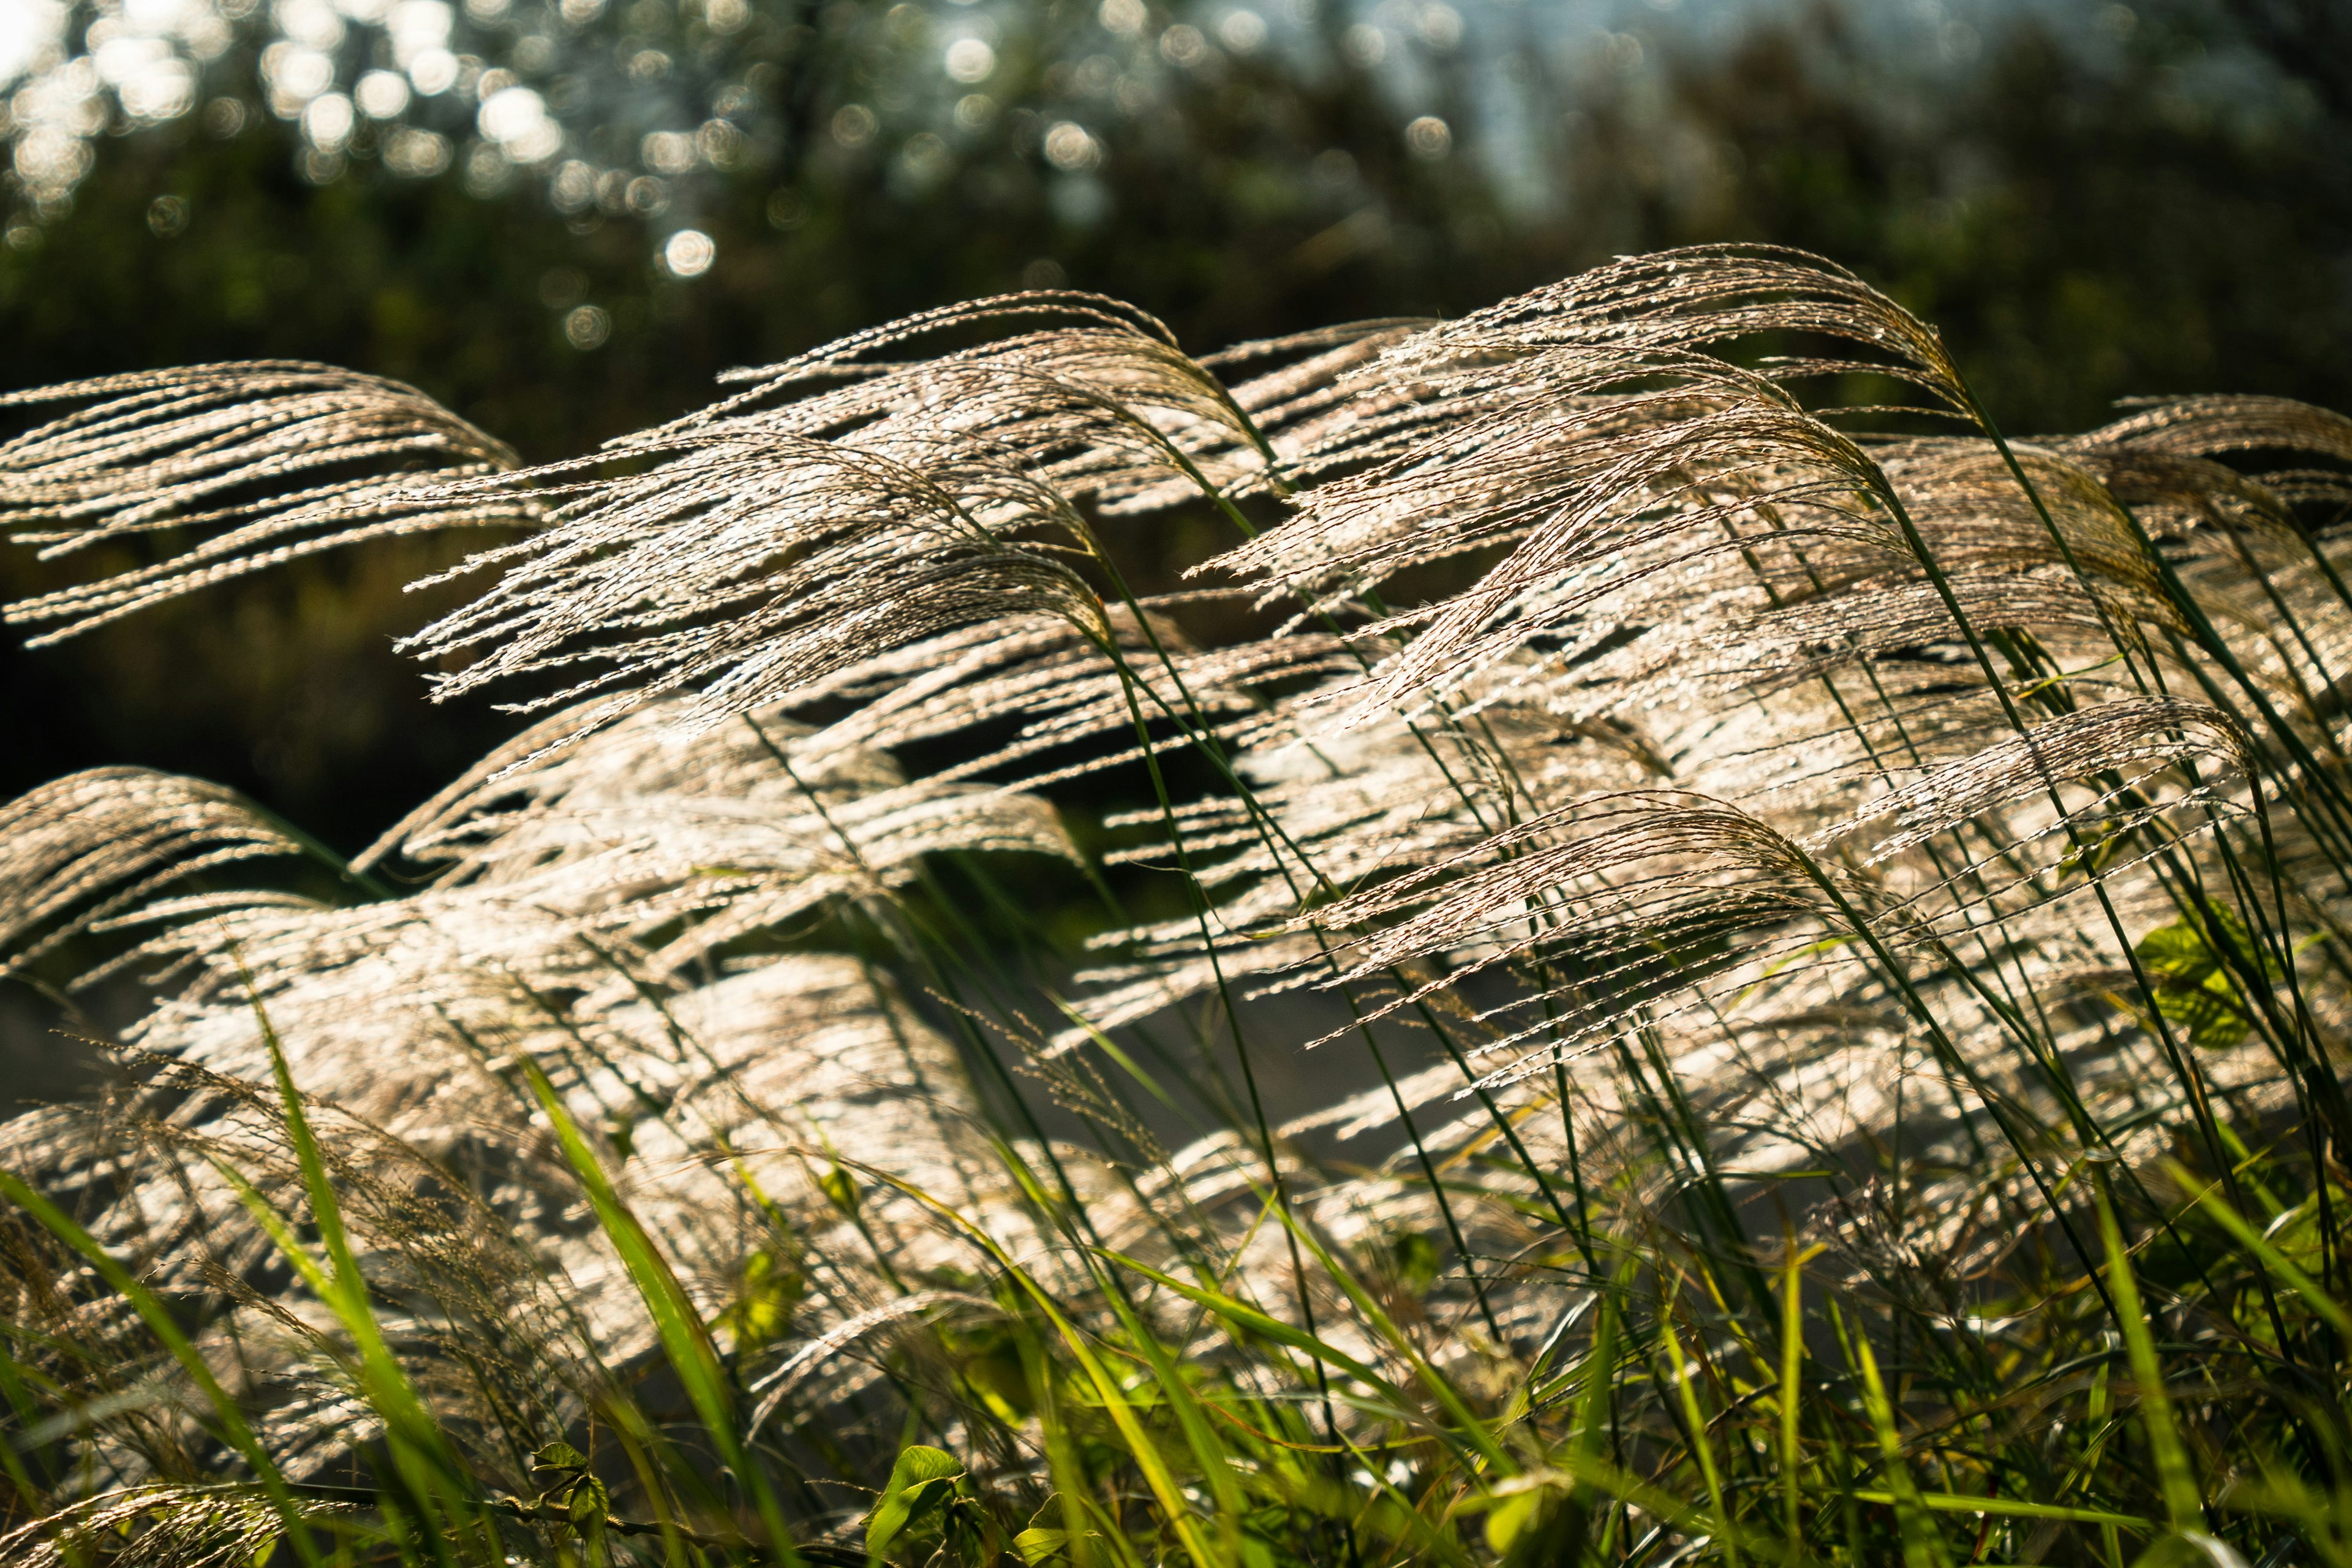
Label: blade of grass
xmin=836 ymin=1159 xmax=1229 ymax=1567
xmin=2165 ymin=1161 xmax=2352 ymax=1338
xmin=1254 ymin=1177 xmax=1518 ymax=1478
xmin=0 ymin=1170 xmax=326 ymax=1567
xmin=1845 ymin=1493 xmax=2152 ymax=1530
xmin=1096 ymin=1249 xmax=1461 ymax=1453
xmin=1660 ymin=1310 xmax=1740 ymax=1568
xmin=244 ymin=976 xmax=494 ymax=1568
xmin=1779 ymin=1242 xmax=1806 ymax=1557
xmin=2092 ymin=1170 xmax=2207 ymax=1537
xmin=519 ymin=1059 xmax=805 ymax=1567
xmin=1841 ymin=1303 xmax=1953 ymax=1568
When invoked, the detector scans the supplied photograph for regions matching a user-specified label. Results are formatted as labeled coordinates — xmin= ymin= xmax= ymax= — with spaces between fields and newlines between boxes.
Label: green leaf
xmin=1014 ymin=1526 xmax=1071 ymax=1566
xmin=532 ymin=1442 xmax=589 ymax=1474
xmin=1015 ymin=1496 xmax=1105 ymax=1568
xmin=1844 ymin=1310 xmax=1953 ymax=1568
xmin=210 ymin=993 xmax=495 ymax=1566
xmin=1385 ymin=1230 xmax=1441 ymax=1296
xmin=1777 ymin=1245 xmax=1804 ymax=1551
xmin=2133 ymin=907 xmax=2278 ymax=1050
xmin=718 ymin=1248 xmax=805 ymax=1352
xmin=1090 ymin=1251 xmax=1422 ymax=1431
xmin=1847 ymin=1491 xmax=2150 ymax=1529
xmin=2058 ymin=820 xmax=2125 ymax=880
xmin=1660 ymin=1317 xmax=1740 ymax=1568
xmin=566 ymin=1475 xmax=611 ymax=1532
xmin=0 ymin=1170 xmax=311 ymax=1562
xmin=1483 ymin=1489 xmax=1545 ymax=1555
xmin=865 ymin=1444 xmax=963 ymax=1559
xmin=2168 ymin=1161 xmax=2352 ymax=1336
xmin=601 ymin=1114 xmax=637 ymax=1164
xmin=843 ymin=1169 xmax=1223 ymax=1568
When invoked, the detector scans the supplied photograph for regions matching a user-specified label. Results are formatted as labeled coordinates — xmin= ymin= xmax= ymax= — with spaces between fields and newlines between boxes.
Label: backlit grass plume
xmin=2 ymin=246 xmax=2350 ymax=1568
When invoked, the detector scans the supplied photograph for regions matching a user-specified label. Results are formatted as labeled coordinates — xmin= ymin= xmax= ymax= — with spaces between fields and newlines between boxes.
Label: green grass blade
xmin=1660 ymin=1314 xmax=1740 ymax=1568
xmin=0 ymin=1170 xmax=327 ymax=1567
xmin=1096 ymin=1248 xmax=1455 ymax=1446
xmin=837 ymin=1158 xmax=1232 ymax=1566
xmin=1779 ymin=1244 xmax=1805 ymax=1555
xmin=202 ymin=1153 xmax=476 ymax=1567
xmin=1846 ymin=1492 xmax=2153 ymax=1530
xmin=520 ymin=1059 xmax=805 ymax=1566
xmin=247 ymin=987 xmax=491 ymax=1567
xmin=2093 ymin=1175 xmax=2206 ymax=1535
xmin=2166 ymin=1161 xmax=2352 ymax=1337
xmin=1253 ymin=1187 xmax=1519 ymax=1477
xmin=1844 ymin=1308 xmax=1953 ymax=1568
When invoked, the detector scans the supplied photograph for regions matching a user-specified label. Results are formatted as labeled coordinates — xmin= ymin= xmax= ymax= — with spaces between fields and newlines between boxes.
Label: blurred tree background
xmin=2 ymin=0 xmax=2346 ymax=850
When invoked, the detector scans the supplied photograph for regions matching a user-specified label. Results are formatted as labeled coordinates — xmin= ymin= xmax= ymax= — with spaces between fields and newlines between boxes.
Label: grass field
xmin=1 ymin=246 xmax=2348 ymax=1566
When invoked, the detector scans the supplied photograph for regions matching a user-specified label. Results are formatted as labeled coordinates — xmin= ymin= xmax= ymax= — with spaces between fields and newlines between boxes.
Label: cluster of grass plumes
xmin=2 ymin=245 xmax=2351 ymax=1567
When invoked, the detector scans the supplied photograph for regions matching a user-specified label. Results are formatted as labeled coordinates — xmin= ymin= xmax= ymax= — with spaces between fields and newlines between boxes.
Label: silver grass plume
xmin=0 ymin=364 xmax=530 ymax=642
xmin=0 ymin=768 xmax=312 ymax=981
xmin=399 ymin=434 xmax=1114 ymax=744
xmin=0 ymin=702 xmax=1090 ymax=1500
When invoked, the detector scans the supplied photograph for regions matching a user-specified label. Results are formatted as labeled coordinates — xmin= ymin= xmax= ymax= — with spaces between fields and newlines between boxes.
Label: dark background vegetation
xmin=3 ymin=0 xmax=2346 ymax=851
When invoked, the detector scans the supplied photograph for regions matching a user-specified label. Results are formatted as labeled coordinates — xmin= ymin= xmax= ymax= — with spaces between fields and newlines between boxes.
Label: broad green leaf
xmin=532 ymin=1442 xmax=589 ymax=1474
xmin=1483 ymin=1488 xmax=1544 ymax=1554
xmin=1014 ymin=1526 xmax=1071 ymax=1566
xmin=567 ymin=1475 xmax=611 ymax=1531
xmin=865 ymin=1445 xmax=963 ymax=1558
xmin=2133 ymin=906 xmax=2279 ymax=1051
